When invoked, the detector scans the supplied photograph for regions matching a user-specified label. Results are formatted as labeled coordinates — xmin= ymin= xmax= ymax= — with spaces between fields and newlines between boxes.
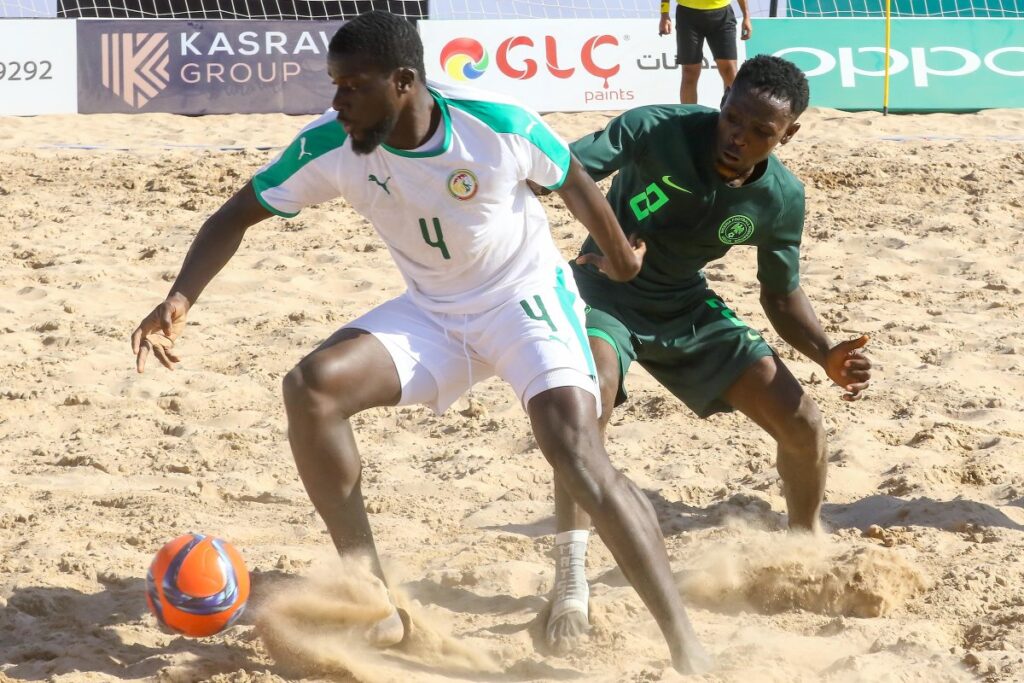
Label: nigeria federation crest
xmin=718 ymin=215 xmax=755 ymax=244
xmin=447 ymin=169 xmax=478 ymax=201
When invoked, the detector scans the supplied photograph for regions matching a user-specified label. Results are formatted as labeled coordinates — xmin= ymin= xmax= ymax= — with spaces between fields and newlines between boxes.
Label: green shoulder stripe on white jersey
xmin=384 ymin=89 xmax=452 ymax=158
xmin=252 ymin=118 xmax=347 ymax=217
xmin=446 ymin=98 xmax=570 ymax=189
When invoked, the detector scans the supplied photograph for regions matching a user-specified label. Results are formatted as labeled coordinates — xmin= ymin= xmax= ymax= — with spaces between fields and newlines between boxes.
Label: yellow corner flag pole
xmin=883 ymin=0 xmax=892 ymax=115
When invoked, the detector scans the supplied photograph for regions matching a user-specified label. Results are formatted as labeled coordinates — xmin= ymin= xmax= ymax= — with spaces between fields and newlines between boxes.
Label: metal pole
xmin=883 ymin=0 xmax=892 ymax=115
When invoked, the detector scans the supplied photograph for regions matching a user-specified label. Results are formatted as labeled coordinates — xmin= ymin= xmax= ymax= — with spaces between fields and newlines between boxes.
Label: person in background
xmin=659 ymin=0 xmax=752 ymax=104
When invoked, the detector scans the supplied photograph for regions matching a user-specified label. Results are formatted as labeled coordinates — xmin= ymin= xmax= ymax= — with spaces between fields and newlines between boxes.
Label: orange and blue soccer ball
xmin=146 ymin=533 xmax=250 ymax=637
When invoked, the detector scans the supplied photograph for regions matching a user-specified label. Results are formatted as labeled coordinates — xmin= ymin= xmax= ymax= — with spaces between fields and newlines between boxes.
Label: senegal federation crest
xmin=447 ymin=169 xmax=478 ymax=201
xmin=718 ymin=215 xmax=755 ymax=245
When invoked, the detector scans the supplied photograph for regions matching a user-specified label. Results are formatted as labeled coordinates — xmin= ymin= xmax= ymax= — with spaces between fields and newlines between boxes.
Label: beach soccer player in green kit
xmin=542 ymin=55 xmax=873 ymax=652
xmin=130 ymin=10 xmax=710 ymax=675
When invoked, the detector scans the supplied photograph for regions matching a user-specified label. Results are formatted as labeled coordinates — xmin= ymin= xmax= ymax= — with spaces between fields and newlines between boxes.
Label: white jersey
xmin=252 ymin=81 xmax=571 ymax=316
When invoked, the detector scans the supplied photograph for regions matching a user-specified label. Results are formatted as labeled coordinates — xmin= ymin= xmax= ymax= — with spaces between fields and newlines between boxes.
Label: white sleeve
xmin=519 ymin=110 xmax=571 ymax=191
xmin=251 ymin=112 xmax=345 ymax=218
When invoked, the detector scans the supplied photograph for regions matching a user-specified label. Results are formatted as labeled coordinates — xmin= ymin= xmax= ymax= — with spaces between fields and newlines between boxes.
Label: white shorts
xmin=343 ymin=265 xmax=600 ymax=415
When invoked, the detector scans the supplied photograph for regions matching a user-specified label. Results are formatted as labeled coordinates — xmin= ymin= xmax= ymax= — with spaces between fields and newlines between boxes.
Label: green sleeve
xmin=568 ymin=108 xmax=650 ymax=182
xmin=757 ymin=188 xmax=805 ymax=294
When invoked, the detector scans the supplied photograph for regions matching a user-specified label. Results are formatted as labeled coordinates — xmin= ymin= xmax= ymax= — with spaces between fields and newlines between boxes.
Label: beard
xmin=350 ymin=113 xmax=398 ymax=155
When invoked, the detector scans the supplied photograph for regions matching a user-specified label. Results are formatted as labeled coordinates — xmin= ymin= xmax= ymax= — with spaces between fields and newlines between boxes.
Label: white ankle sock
xmin=551 ymin=530 xmax=590 ymax=621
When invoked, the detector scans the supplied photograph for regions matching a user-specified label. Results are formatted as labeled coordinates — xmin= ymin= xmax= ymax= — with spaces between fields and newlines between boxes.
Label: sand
xmin=1 ymin=106 xmax=1023 ymax=683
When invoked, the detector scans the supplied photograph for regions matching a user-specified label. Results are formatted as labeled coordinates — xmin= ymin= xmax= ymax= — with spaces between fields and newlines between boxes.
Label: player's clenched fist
xmin=132 ymin=292 xmax=190 ymax=372
xmin=825 ymin=334 xmax=871 ymax=401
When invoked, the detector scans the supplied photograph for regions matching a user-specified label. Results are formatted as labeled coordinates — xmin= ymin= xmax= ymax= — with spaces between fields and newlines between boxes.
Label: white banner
xmin=0 ymin=20 xmax=77 ymax=115
xmin=420 ymin=19 xmax=745 ymax=113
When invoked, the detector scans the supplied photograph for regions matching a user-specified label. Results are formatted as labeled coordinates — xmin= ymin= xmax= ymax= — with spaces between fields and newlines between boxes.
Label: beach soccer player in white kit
xmin=131 ymin=10 xmax=709 ymax=673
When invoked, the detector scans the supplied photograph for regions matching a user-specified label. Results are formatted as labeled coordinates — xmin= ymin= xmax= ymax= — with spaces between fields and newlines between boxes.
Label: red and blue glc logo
xmin=440 ymin=38 xmax=489 ymax=80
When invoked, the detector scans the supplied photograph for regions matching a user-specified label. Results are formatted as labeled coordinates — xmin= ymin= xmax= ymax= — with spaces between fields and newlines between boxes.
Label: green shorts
xmin=586 ymin=292 xmax=774 ymax=418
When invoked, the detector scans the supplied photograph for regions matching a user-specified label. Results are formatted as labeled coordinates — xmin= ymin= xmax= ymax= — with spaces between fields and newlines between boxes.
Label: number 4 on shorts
xmin=520 ymin=295 xmax=557 ymax=332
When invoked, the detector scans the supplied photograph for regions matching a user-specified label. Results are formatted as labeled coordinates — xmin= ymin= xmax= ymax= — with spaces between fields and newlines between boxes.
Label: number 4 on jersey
xmin=419 ymin=217 xmax=451 ymax=260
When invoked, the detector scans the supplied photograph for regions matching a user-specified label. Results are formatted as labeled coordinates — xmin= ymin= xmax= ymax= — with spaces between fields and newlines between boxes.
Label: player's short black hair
xmin=328 ymin=10 xmax=425 ymax=80
xmin=732 ymin=54 xmax=810 ymax=118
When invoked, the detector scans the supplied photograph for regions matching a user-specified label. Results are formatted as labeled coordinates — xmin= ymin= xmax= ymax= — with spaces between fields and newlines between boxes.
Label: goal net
xmin=785 ymin=0 xmax=1022 ymax=16
xmin=3 ymin=0 xmax=1019 ymax=22
xmin=7 ymin=0 xmax=428 ymax=19
xmin=0 ymin=0 xmax=780 ymax=20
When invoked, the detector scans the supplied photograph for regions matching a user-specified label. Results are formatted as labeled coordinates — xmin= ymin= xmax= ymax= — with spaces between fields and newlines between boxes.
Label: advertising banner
xmin=76 ymin=19 xmax=342 ymax=114
xmin=0 ymin=19 xmax=77 ymax=115
xmin=420 ymin=19 xmax=744 ymax=112
xmin=748 ymin=18 xmax=1024 ymax=111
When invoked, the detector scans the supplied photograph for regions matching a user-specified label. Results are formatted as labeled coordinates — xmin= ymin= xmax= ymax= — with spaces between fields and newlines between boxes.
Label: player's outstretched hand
xmin=132 ymin=293 xmax=190 ymax=373
xmin=825 ymin=334 xmax=871 ymax=401
xmin=575 ymin=236 xmax=646 ymax=282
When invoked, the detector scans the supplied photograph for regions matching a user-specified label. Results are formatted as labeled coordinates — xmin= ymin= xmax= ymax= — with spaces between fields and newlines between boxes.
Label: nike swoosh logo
xmin=746 ymin=330 xmax=762 ymax=341
xmin=662 ymin=175 xmax=692 ymax=194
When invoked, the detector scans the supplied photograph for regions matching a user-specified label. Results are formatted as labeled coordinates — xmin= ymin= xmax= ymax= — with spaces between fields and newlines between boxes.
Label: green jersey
xmin=570 ymin=105 xmax=805 ymax=323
